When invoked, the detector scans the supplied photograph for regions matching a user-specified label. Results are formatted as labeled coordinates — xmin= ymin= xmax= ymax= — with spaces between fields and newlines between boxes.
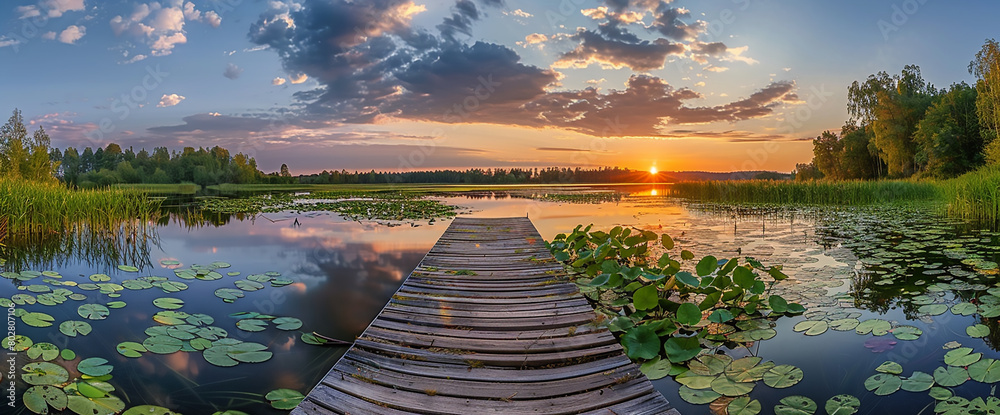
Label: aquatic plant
xmin=941 ymin=165 xmax=1000 ymax=226
xmin=671 ymin=179 xmax=942 ymax=205
xmin=198 ymin=192 xmax=458 ymax=222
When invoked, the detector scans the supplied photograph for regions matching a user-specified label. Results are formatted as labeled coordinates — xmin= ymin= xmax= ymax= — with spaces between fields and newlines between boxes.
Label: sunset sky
xmin=2 ymin=0 xmax=997 ymax=174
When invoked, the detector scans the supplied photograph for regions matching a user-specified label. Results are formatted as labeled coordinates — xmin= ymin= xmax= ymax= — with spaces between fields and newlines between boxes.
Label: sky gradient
xmin=2 ymin=0 xmax=997 ymax=174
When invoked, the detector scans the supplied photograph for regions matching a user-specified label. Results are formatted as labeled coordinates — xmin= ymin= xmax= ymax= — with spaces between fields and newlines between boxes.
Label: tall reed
xmin=940 ymin=165 xmax=1000 ymax=225
xmin=0 ymin=178 xmax=161 ymax=237
xmin=670 ymin=179 xmax=943 ymax=205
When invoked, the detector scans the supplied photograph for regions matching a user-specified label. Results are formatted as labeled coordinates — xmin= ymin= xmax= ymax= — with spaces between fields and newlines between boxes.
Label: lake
xmin=3 ymin=185 xmax=997 ymax=414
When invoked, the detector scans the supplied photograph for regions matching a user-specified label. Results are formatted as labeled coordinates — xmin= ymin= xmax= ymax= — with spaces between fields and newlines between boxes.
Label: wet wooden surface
xmin=293 ymin=217 xmax=678 ymax=414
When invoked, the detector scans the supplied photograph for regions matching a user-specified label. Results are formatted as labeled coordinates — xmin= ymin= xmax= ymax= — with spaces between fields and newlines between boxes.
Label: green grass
xmin=670 ymin=179 xmax=943 ymax=205
xmin=941 ymin=165 xmax=1000 ymax=225
xmin=1 ymin=179 xmax=160 ymax=237
xmin=115 ymin=183 xmax=202 ymax=194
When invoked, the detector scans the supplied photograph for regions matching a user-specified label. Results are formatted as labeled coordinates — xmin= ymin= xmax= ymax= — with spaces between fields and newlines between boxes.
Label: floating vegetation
xmin=198 ymin=191 xmax=458 ymax=222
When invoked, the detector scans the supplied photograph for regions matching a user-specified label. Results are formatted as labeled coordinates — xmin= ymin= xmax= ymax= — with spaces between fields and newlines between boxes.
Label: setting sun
xmin=649 ymin=166 xmax=658 ymax=175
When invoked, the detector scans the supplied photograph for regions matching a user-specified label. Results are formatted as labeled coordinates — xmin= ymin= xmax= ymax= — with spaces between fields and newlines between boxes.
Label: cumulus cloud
xmin=110 ymin=1 xmax=220 ymax=58
xmin=243 ymin=0 xmax=793 ymax=139
xmin=506 ymin=9 xmax=532 ymax=18
xmin=16 ymin=5 xmax=42 ymax=19
xmin=223 ymin=63 xmax=243 ymax=80
xmin=157 ymin=93 xmax=185 ymax=107
xmin=272 ymin=77 xmax=287 ymax=85
xmin=288 ymin=73 xmax=308 ymax=84
xmin=57 ymin=25 xmax=86 ymax=44
xmin=42 ymin=31 xmax=57 ymax=40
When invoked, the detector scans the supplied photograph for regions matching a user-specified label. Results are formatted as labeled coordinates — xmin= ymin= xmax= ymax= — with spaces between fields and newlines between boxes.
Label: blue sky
xmin=1 ymin=0 xmax=997 ymax=173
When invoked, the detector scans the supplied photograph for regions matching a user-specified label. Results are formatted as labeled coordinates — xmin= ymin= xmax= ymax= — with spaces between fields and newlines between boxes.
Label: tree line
xmin=797 ymin=39 xmax=1000 ymax=180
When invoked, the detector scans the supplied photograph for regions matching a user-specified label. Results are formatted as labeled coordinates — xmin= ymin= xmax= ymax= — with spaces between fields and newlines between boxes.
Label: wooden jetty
xmin=293 ymin=217 xmax=678 ymax=414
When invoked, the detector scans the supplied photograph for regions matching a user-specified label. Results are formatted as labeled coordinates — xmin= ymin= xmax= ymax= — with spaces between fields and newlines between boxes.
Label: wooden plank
xmin=296 ymin=217 xmax=675 ymax=414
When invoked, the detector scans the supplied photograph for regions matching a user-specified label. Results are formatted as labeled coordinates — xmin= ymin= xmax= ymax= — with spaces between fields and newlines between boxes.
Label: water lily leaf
xmin=10 ymin=334 xmax=33 ymax=351
xmin=247 ymin=274 xmax=271 ymax=282
xmin=186 ymin=313 xmax=214 ymax=326
xmin=933 ymin=365 xmax=969 ymax=387
xmin=270 ymin=278 xmax=294 ymax=287
xmin=675 ymin=371 xmax=716 ymax=390
xmin=153 ymin=311 xmax=190 ymax=325
xmin=67 ymin=394 xmax=125 ymax=415
xmin=77 ymin=304 xmax=110 ymax=320
xmin=632 ymin=285 xmax=659 ymax=311
xmin=60 ymin=320 xmax=93 ymax=337
xmin=227 ymin=342 xmax=272 ymax=363
xmin=824 ymin=394 xmax=860 ymax=415
xmin=61 ymin=349 xmax=76 ymax=360
xmin=197 ymin=271 xmax=224 ymax=281
xmin=155 ymin=281 xmax=188 ymax=293
xmin=763 ymin=364 xmax=803 ymax=388
xmin=969 ymin=358 xmax=1000 ymax=383
xmin=234 ymin=280 xmax=265 ymax=291
xmin=123 ymin=405 xmax=182 ymax=415
xmin=27 ymin=342 xmax=59 ymax=361
xmin=711 ymin=375 xmax=755 ymax=396
xmin=78 ymin=357 xmax=113 ymax=377
xmin=236 ymin=319 xmax=268 ymax=332
xmin=864 ymin=373 xmax=901 ymax=395
xmin=190 ymin=338 xmax=213 ymax=351
xmin=944 ymin=347 xmax=982 ymax=367
xmin=935 ymin=397 xmax=971 ymax=413
xmin=900 ymin=371 xmax=934 ymax=392
xmin=122 ymin=280 xmax=153 ymax=290
xmin=116 ymin=342 xmax=147 ymax=358
xmin=23 ymin=362 xmax=69 ymax=385
xmin=968 ymin=324 xmax=991 ymax=338
xmin=24 ymin=385 xmax=67 ymax=414
xmin=265 ymin=388 xmax=306 ymax=410
xmin=689 ymin=355 xmax=732 ymax=376
xmin=203 ymin=345 xmax=239 ymax=367
xmin=143 ymin=336 xmax=183 ymax=354
xmin=696 ymin=256 xmax=718 ymax=277
xmin=829 ymin=318 xmax=859 ymax=331
xmin=891 ymin=325 xmax=922 ymax=341
xmin=90 ymin=274 xmax=111 ymax=282
xmin=273 ymin=317 xmax=303 ymax=330
xmin=929 ymin=386 xmax=953 ymax=401
xmin=728 ymin=396 xmax=761 ymax=415
xmin=214 ymin=288 xmax=244 ymax=302
xmin=12 ymin=293 xmax=37 ymax=305
xmin=160 ymin=259 xmax=181 ymax=266
xmin=22 ymin=311 xmax=55 ymax=327
xmin=875 ymin=361 xmax=903 ymax=375
xmin=678 ymin=385 xmax=721 ymax=405
xmin=166 ymin=325 xmax=198 ymax=340
xmin=855 ymin=319 xmax=891 ymax=336
xmin=622 ymin=325 xmax=660 ymax=360
xmin=676 ymin=303 xmax=702 ymax=325
xmin=774 ymin=395 xmax=816 ymax=415
xmin=118 ymin=265 xmax=139 ymax=272
xmin=793 ymin=320 xmax=828 ymax=336
xmin=152 ymin=297 xmax=184 ymax=310
xmin=212 ymin=411 xmax=250 ymax=415
xmin=952 ymin=302 xmax=979 ymax=316
xmin=106 ymin=301 xmax=126 ymax=309
xmin=195 ymin=326 xmax=228 ymax=340
xmin=663 ymin=336 xmax=701 ymax=363
xmin=918 ymin=304 xmax=948 ymax=316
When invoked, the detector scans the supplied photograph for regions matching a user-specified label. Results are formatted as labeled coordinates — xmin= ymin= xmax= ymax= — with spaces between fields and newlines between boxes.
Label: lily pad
xmin=153 ymin=297 xmax=184 ymax=310
xmin=899 ymin=371 xmax=934 ymax=392
xmin=856 ymin=319 xmax=891 ymax=336
xmin=22 ymin=311 xmax=55 ymax=327
xmin=78 ymin=357 xmax=114 ymax=376
xmin=929 ymin=386 xmax=953 ymax=400
xmin=23 ymin=362 xmax=69 ymax=385
xmin=153 ymin=311 xmax=190 ymax=325
xmin=763 ymin=364 xmax=803 ymax=388
xmin=273 ymin=317 xmax=303 ymax=330
xmin=203 ymin=345 xmax=239 ymax=367
xmin=214 ymin=288 xmax=244 ymax=302
xmin=711 ymin=375 xmax=755 ymax=396
xmin=864 ymin=373 xmax=901 ymax=395
xmin=235 ymin=279 xmax=265 ymax=292
xmin=59 ymin=320 xmax=93 ymax=337
xmin=829 ymin=318 xmax=860 ymax=331
xmin=675 ymin=371 xmax=716 ymax=390
xmin=186 ymin=313 xmax=214 ymax=326
xmin=678 ymin=385 xmax=721 ymax=405
xmin=118 ymin=265 xmax=140 ymax=272
xmin=891 ymin=326 xmax=922 ymax=341
xmin=106 ymin=301 xmax=127 ymax=309
xmin=967 ymin=324 xmax=991 ymax=338
xmin=824 ymin=394 xmax=860 ymax=415
xmin=27 ymin=342 xmax=60 ymax=361
xmin=236 ymin=319 xmax=268 ymax=332
xmin=934 ymin=365 xmax=969 ymax=387
xmin=24 ymin=385 xmax=68 ymax=414
xmin=793 ymin=320 xmax=828 ymax=336
xmin=265 ymin=388 xmax=306 ymax=410
xmin=968 ymin=358 xmax=1000 ymax=383
xmin=875 ymin=361 xmax=903 ymax=375
xmin=123 ymin=405 xmax=182 ymax=415
xmin=78 ymin=304 xmax=110 ymax=320
xmin=727 ymin=396 xmax=761 ymax=415
xmin=116 ymin=342 xmax=147 ymax=358
xmin=918 ymin=304 xmax=948 ymax=316
xmin=226 ymin=342 xmax=273 ymax=363
xmin=143 ymin=336 xmax=183 ymax=354
xmin=944 ymin=347 xmax=982 ymax=367
xmin=67 ymin=394 xmax=125 ymax=415
xmin=774 ymin=395 xmax=817 ymax=415
xmin=622 ymin=325 xmax=660 ymax=360
xmin=61 ymin=349 xmax=76 ymax=360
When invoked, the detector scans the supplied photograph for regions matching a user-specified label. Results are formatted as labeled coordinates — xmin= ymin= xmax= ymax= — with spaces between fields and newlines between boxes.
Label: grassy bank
xmin=670 ymin=179 xmax=943 ymax=205
xmin=1 ymin=179 xmax=160 ymax=237
xmin=115 ymin=183 xmax=202 ymax=194
xmin=941 ymin=166 xmax=1000 ymax=224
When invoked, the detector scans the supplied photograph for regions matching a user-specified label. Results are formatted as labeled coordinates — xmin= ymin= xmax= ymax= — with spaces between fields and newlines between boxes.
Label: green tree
xmin=0 ymin=109 xmax=59 ymax=183
xmin=839 ymin=122 xmax=877 ymax=180
xmin=914 ymin=83 xmax=983 ymax=177
xmin=970 ymin=39 xmax=1000 ymax=162
xmin=812 ymin=131 xmax=844 ymax=179
xmin=794 ymin=162 xmax=823 ymax=181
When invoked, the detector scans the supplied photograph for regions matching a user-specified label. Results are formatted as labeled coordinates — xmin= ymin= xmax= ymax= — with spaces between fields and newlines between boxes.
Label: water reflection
xmin=2 ymin=222 xmax=158 ymax=272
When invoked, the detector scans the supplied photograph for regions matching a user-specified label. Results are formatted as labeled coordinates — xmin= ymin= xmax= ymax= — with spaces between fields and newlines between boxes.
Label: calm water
xmin=3 ymin=185 xmax=998 ymax=414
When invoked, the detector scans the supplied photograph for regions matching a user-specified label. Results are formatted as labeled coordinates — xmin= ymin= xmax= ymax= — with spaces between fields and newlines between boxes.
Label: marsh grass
xmin=1 ymin=178 xmax=160 ymax=237
xmin=115 ymin=183 xmax=202 ymax=194
xmin=670 ymin=179 xmax=943 ymax=205
xmin=941 ymin=166 xmax=1000 ymax=225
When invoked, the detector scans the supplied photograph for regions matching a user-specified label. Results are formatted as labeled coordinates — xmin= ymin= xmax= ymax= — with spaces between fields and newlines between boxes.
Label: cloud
xmin=42 ymin=31 xmax=57 ymax=40
xmin=649 ymin=5 xmax=705 ymax=42
xmin=437 ymin=0 xmax=480 ymax=42
xmin=288 ymin=73 xmax=308 ymax=84
xmin=16 ymin=5 xmax=41 ymax=19
xmin=555 ymin=29 xmax=683 ymax=71
xmin=506 ymin=9 xmax=532 ymax=18
xmin=109 ymin=1 xmax=220 ymax=58
xmin=21 ymin=0 xmax=85 ymax=19
xmin=0 ymin=36 xmax=20 ymax=48
xmin=272 ymin=77 xmax=287 ymax=85
xmin=157 ymin=93 xmax=185 ymax=107
xmin=57 ymin=25 xmax=86 ymax=44
xmin=223 ymin=63 xmax=243 ymax=80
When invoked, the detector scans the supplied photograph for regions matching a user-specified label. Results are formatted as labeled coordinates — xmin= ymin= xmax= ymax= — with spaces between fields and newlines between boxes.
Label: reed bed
xmin=670 ymin=179 xmax=943 ymax=205
xmin=0 ymin=178 xmax=161 ymax=237
xmin=941 ymin=166 xmax=1000 ymax=225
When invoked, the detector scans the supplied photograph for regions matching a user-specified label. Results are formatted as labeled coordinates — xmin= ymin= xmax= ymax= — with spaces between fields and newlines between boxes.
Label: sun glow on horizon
xmin=649 ymin=166 xmax=658 ymax=175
